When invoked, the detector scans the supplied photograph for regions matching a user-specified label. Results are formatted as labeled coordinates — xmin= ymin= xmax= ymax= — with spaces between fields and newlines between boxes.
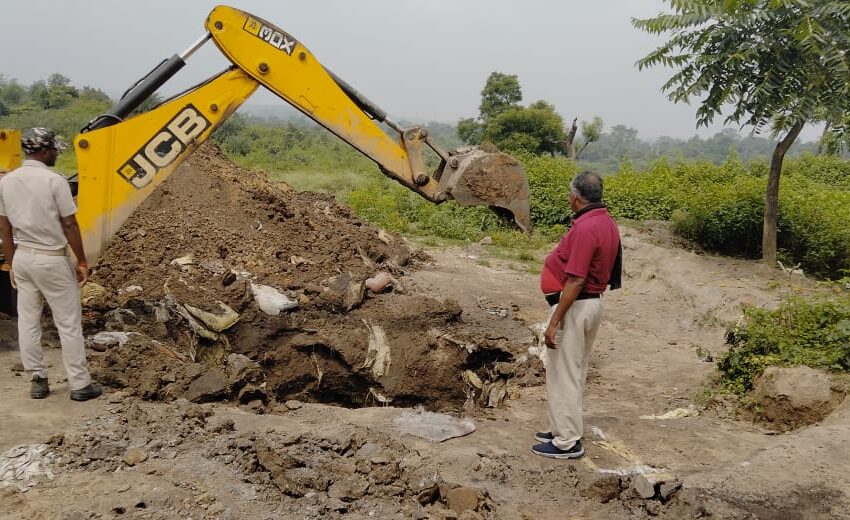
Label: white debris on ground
xmin=393 ymin=408 xmax=476 ymax=443
xmin=0 ymin=444 xmax=56 ymax=492
xmin=88 ymin=331 xmax=137 ymax=349
xmin=640 ymin=405 xmax=699 ymax=420
xmin=251 ymin=283 xmax=299 ymax=316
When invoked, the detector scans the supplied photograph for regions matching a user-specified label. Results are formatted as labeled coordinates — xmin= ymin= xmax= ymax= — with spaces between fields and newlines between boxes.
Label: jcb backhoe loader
xmin=0 ymin=5 xmax=532 ymax=314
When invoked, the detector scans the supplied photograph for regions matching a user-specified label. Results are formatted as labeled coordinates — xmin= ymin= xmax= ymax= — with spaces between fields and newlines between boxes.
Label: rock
xmin=222 ymin=271 xmax=237 ymax=287
xmin=581 ymin=475 xmax=622 ymax=503
xmin=479 ymin=236 xmax=493 ymax=245
xmin=325 ymin=498 xmax=348 ymax=512
xmin=632 ymin=474 xmax=658 ymax=499
xmin=355 ymin=442 xmax=385 ymax=460
xmin=86 ymin=441 xmax=126 ymax=461
xmin=753 ymin=366 xmax=843 ymax=431
xmin=285 ymin=400 xmax=303 ymax=410
xmin=225 ymin=353 xmax=260 ymax=386
xmin=80 ymin=282 xmax=108 ymax=307
xmin=206 ymin=417 xmax=235 ymax=433
xmin=646 ymin=500 xmax=663 ymax=516
xmin=631 ymin=472 xmax=678 ymax=501
xmin=108 ymin=391 xmax=128 ymax=404
xmin=186 ymin=370 xmax=228 ymax=403
xmin=658 ymin=480 xmax=682 ymax=501
xmin=119 ymin=285 xmax=144 ymax=298
xmin=327 ymin=475 xmax=370 ymax=501
xmin=208 ymin=502 xmax=225 ymax=515
xmin=459 ymin=511 xmax=485 ymax=520
xmin=123 ymin=448 xmax=148 ymax=466
xmin=446 ymin=486 xmax=481 ymax=514
xmin=319 ymin=273 xmax=365 ymax=312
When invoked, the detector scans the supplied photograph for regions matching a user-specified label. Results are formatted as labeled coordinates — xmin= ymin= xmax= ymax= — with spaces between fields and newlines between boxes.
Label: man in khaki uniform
xmin=0 ymin=128 xmax=101 ymax=401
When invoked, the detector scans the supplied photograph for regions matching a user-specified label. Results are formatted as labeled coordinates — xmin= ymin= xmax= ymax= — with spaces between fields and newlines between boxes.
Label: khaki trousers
xmin=546 ymin=298 xmax=603 ymax=450
xmin=12 ymin=249 xmax=91 ymax=391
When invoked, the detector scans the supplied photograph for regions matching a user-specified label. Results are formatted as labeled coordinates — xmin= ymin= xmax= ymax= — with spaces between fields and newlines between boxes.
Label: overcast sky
xmin=0 ymin=1 xmax=821 ymax=140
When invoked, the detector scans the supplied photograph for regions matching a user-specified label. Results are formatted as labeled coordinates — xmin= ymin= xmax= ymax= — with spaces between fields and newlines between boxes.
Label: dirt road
xmin=2 ymin=221 xmax=848 ymax=519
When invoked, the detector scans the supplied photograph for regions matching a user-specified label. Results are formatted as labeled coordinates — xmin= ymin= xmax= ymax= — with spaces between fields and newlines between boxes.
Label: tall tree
xmin=485 ymin=101 xmax=565 ymax=155
xmin=564 ymin=117 xmax=604 ymax=160
xmin=478 ymin=72 xmax=522 ymax=120
xmin=633 ymin=0 xmax=850 ymax=266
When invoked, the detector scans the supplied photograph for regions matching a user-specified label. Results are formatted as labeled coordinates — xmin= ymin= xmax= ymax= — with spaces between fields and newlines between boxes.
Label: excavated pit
xmin=85 ymin=144 xmax=536 ymax=411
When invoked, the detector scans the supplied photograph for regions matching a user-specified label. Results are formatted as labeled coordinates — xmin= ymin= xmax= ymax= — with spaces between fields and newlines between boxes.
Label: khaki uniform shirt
xmin=0 ymin=159 xmax=77 ymax=250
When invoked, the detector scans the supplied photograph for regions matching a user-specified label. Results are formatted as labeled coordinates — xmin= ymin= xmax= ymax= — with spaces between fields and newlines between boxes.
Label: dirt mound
xmin=87 ymin=144 xmax=531 ymax=409
xmin=752 ymin=366 xmax=845 ymax=431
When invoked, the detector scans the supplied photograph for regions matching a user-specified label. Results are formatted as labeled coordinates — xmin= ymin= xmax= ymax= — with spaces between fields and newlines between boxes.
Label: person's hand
xmin=544 ymin=323 xmax=559 ymax=350
xmin=75 ymin=261 xmax=89 ymax=287
xmin=8 ymin=268 xmax=15 ymax=290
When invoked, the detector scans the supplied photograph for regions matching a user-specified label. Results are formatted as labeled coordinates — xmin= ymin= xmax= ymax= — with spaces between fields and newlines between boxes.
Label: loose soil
xmin=86 ymin=145 xmax=532 ymax=410
xmin=1 ymin=146 xmax=849 ymax=519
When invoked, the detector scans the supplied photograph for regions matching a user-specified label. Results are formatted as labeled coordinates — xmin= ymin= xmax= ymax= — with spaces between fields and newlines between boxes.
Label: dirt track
xmin=1 ymin=149 xmax=849 ymax=519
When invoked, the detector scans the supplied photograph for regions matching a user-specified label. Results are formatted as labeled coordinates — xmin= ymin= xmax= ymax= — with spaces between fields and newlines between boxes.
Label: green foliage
xmin=518 ymin=153 xmax=578 ymax=227
xmin=345 ymin=152 xmax=579 ymax=241
xmin=603 ymin=154 xmax=850 ymax=278
xmin=478 ymin=72 xmax=522 ymax=120
xmin=720 ymin=288 xmax=850 ymax=394
xmin=633 ymin=1 xmax=850 ymax=135
xmin=606 ymin=161 xmax=679 ymax=220
xmin=485 ymin=103 xmax=565 ymax=156
xmin=671 ymin=176 xmax=767 ymax=256
xmin=458 ymin=73 xmax=566 ymax=155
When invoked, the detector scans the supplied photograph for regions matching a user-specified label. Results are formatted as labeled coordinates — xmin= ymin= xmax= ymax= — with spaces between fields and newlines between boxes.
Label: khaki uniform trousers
xmin=12 ymin=248 xmax=91 ymax=391
xmin=546 ymin=298 xmax=603 ymax=450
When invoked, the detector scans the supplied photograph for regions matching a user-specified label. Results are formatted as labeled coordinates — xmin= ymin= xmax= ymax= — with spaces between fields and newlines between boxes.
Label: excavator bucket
xmin=437 ymin=147 xmax=532 ymax=233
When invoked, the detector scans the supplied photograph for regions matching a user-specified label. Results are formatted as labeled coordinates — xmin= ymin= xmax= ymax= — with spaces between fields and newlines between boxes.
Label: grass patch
xmin=719 ymin=282 xmax=850 ymax=395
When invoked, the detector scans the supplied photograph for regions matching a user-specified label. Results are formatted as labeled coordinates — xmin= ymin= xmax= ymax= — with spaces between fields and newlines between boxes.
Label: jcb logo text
xmin=118 ymin=105 xmax=210 ymax=189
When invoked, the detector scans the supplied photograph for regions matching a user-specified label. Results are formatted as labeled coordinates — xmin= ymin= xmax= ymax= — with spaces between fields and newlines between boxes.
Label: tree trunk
xmin=817 ymin=121 xmax=832 ymax=155
xmin=564 ymin=118 xmax=578 ymax=160
xmin=762 ymin=120 xmax=804 ymax=266
xmin=576 ymin=141 xmax=590 ymax=160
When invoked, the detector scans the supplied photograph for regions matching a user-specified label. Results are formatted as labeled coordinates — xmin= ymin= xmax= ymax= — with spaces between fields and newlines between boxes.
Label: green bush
xmin=671 ymin=176 xmax=767 ymax=257
xmin=720 ymin=287 xmax=850 ymax=394
xmin=598 ymin=154 xmax=850 ymax=279
xmin=606 ymin=160 xmax=679 ymax=220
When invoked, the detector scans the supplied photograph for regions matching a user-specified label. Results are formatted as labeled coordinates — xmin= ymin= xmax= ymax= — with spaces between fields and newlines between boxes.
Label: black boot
xmin=30 ymin=376 xmax=50 ymax=399
xmin=70 ymin=383 xmax=102 ymax=402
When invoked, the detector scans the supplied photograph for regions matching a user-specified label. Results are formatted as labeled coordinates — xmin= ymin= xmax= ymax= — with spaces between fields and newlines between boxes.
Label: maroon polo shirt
xmin=541 ymin=207 xmax=620 ymax=294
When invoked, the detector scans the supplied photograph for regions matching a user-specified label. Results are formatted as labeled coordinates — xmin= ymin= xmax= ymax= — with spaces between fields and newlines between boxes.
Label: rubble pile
xmin=84 ymin=144 xmax=532 ymax=410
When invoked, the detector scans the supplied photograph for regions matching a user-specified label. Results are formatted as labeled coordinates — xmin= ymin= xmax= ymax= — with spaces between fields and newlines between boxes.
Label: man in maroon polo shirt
xmin=532 ymin=171 xmax=621 ymax=459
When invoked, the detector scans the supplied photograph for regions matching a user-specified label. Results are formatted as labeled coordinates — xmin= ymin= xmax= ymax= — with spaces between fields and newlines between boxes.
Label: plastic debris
xmin=89 ymin=331 xmax=136 ymax=349
xmin=0 ymin=444 xmax=55 ymax=492
xmin=640 ymin=406 xmax=699 ymax=420
xmin=365 ymin=272 xmax=394 ymax=293
xmin=393 ymin=408 xmax=476 ymax=443
xmin=251 ymin=283 xmax=299 ymax=316
xmin=184 ymin=302 xmax=240 ymax=332
xmin=476 ymin=297 xmax=509 ymax=318
xmin=362 ymin=321 xmax=392 ymax=379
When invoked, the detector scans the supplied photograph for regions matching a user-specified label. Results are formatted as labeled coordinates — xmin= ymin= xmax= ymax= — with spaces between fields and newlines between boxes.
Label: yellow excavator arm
xmin=0 ymin=130 xmax=22 ymax=174
xmin=4 ymin=5 xmax=532 ymax=265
